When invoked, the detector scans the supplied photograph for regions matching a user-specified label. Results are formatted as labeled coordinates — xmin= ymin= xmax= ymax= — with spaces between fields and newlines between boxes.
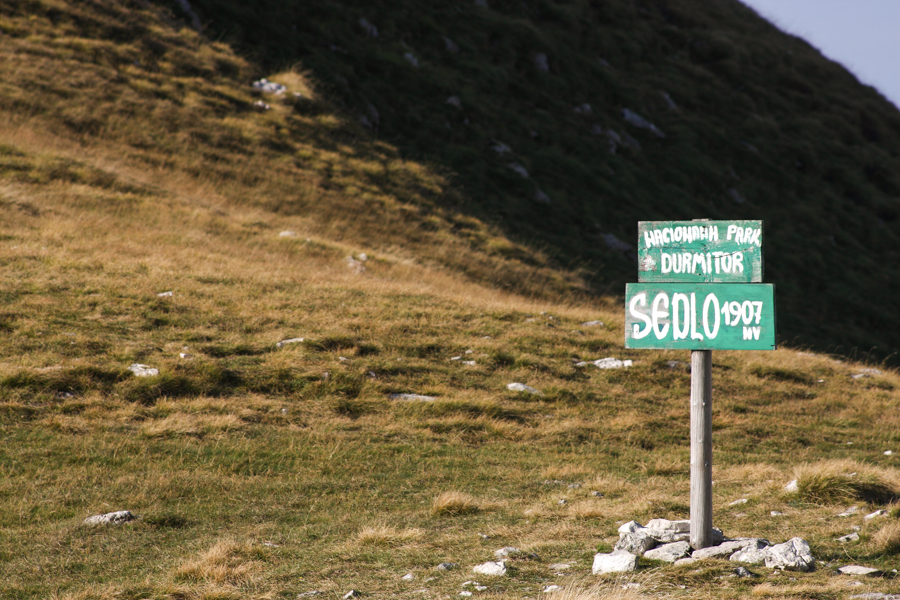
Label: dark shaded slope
xmin=169 ymin=0 xmax=900 ymax=363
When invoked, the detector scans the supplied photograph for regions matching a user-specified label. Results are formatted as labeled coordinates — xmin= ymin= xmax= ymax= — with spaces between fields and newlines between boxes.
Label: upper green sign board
xmin=638 ymin=220 xmax=763 ymax=283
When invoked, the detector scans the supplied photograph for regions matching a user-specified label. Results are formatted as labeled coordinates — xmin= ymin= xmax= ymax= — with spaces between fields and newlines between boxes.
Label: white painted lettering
xmin=735 ymin=227 xmax=744 ymax=244
xmin=673 ymin=227 xmax=682 ymax=242
xmin=629 ymin=293 xmax=651 ymax=339
xmin=726 ymin=224 xmax=737 ymax=240
xmin=644 ymin=230 xmax=655 ymax=248
xmin=703 ymin=293 xmax=721 ymax=339
xmin=690 ymin=293 xmax=703 ymax=341
xmin=732 ymin=251 xmax=744 ymax=274
xmin=741 ymin=300 xmax=753 ymax=325
xmin=721 ymin=254 xmax=732 ymax=273
xmin=709 ymin=226 xmax=719 ymax=241
xmin=661 ymin=253 xmax=672 ymax=273
xmin=662 ymin=228 xmax=671 ymax=244
xmin=752 ymin=301 xmax=763 ymax=324
xmin=651 ymin=293 xmax=670 ymax=339
xmin=692 ymin=253 xmax=706 ymax=274
xmin=672 ymin=293 xmax=690 ymax=340
xmin=700 ymin=226 xmax=708 ymax=240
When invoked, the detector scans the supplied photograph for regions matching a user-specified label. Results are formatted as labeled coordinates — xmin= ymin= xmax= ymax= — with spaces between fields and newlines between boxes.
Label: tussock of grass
xmin=431 ymin=491 xmax=481 ymax=516
xmin=174 ymin=539 xmax=265 ymax=585
xmin=354 ymin=524 xmax=423 ymax=547
xmin=872 ymin=521 xmax=900 ymax=555
xmin=790 ymin=461 xmax=899 ymax=505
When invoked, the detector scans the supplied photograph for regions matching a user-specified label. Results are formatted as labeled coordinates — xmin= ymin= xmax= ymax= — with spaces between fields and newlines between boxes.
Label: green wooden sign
xmin=638 ymin=220 xmax=763 ymax=283
xmin=625 ymin=283 xmax=776 ymax=350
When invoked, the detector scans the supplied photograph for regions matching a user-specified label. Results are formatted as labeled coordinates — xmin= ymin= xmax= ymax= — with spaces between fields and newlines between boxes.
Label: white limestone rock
xmin=764 ymin=537 xmax=814 ymax=572
xmin=592 ymin=357 xmax=633 ymax=369
xmin=404 ymin=52 xmax=419 ymax=67
xmin=581 ymin=320 xmax=604 ymax=327
xmin=252 ymin=78 xmax=287 ymax=94
xmin=507 ymin=382 xmax=542 ymax=396
xmin=389 ymin=393 xmax=437 ymax=402
xmin=507 ymin=162 xmax=529 ymax=178
xmin=473 ymin=560 xmax=507 ymax=576
xmin=84 ymin=510 xmax=136 ymax=526
xmin=730 ymin=544 xmax=769 ymax=566
xmin=494 ymin=547 xmax=520 ymax=558
xmin=645 ymin=518 xmax=690 ymax=543
xmin=865 ymin=509 xmax=887 ymax=520
xmin=534 ymin=53 xmax=549 ymax=72
xmin=837 ymin=506 xmax=860 ymax=517
xmin=534 ymin=188 xmax=551 ymax=204
xmin=839 ymin=565 xmax=881 ymax=576
xmin=276 ymin=337 xmax=304 ymax=348
xmin=692 ymin=539 xmax=766 ymax=561
xmin=128 ymin=364 xmax=158 ymax=377
xmin=614 ymin=531 xmax=656 ymax=555
xmin=644 ymin=541 xmax=690 ymax=563
xmin=279 ymin=230 xmax=298 ymax=237
xmin=543 ymin=585 xmax=563 ymax=593
xmin=592 ymin=550 xmax=637 ymax=575
xmin=447 ymin=96 xmax=462 ymax=109
xmin=622 ymin=108 xmax=665 ymax=138
xmin=358 ymin=18 xmax=378 ymax=37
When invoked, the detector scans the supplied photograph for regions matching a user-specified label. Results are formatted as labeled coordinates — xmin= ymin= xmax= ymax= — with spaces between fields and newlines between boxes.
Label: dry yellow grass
xmin=431 ymin=491 xmax=481 ymax=516
xmin=872 ymin=521 xmax=900 ymax=554
xmin=174 ymin=539 xmax=264 ymax=585
xmin=354 ymin=523 xmax=424 ymax=546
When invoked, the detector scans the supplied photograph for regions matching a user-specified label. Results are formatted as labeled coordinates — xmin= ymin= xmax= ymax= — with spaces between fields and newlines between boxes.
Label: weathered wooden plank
xmin=624 ymin=283 xmax=775 ymax=350
xmin=638 ymin=220 xmax=763 ymax=283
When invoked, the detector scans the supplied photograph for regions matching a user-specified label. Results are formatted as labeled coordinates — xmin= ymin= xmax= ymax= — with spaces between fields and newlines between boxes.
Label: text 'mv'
xmin=638 ymin=220 xmax=763 ymax=283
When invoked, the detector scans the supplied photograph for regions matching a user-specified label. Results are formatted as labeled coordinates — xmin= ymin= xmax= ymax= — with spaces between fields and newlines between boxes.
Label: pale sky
xmin=739 ymin=0 xmax=900 ymax=109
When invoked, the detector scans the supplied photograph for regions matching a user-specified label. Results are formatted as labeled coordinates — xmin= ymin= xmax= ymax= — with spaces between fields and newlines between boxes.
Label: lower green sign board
xmin=625 ymin=283 xmax=776 ymax=350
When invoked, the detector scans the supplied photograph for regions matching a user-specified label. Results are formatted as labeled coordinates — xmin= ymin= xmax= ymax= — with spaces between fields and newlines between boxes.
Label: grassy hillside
xmin=1 ymin=1 xmax=899 ymax=599
xmin=168 ymin=0 xmax=900 ymax=364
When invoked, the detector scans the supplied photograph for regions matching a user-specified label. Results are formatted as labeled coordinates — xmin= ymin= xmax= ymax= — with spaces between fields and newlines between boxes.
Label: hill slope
xmin=1 ymin=2 xmax=900 ymax=600
xmin=169 ymin=0 xmax=900 ymax=364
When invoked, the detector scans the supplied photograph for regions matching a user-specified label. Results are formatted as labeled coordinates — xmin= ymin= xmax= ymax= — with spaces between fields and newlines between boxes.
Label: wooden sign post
xmin=625 ymin=220 xmax=775 ymax=549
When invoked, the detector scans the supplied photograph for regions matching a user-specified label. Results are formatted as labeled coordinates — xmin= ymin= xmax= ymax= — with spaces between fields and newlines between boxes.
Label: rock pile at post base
xmin=592 ymin=519 xmax=814 ymax=575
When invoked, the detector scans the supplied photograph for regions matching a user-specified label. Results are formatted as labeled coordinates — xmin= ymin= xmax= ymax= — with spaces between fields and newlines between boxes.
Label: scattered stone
xmin=591 ymin=491 xmax=604 ymax=498
xmin=839 ymin=565 xmax=881 ymax=576
xmin=727 ymin=188 xmax=745 ymax=204
xmin=837 ymin=506 xmax=860 ymax=517
xmin=730 ymin=545 xmax=769 ymax=566
xmin=645 ymin=518 xmax=690 ymax=543
xmin=297 ymin=592 xmax=323 ymax=598
xmin=601 ymin=233 xmax=635 ymax=258
xmin=343 ymin=591 xmax=361 ymax=599
xmin=252 ymin=78 xmax=287 ymax=94
xmin=885 ymin=450 xmax=894 ymax=456
xmin=490 ymin=141 xmax=511 ymax=155
xmin=615 ymin=530 xmax=656 ymax=555
xmin=474 ymin=586 xmax=487 ymax=592
xmin=661 ymin=92 xmax=678 ymax=110
xmin=358 ymin=18 xmax=378 ymax=37
xmin=128 ymin=364 xmax=158 ymax=377
xmin=622 ymin=108 xmax=665 ymax=138
xmin=276 ymin=337 xmax=304 ymax=348
xmin=401 ymin=573 xmax=415 ymax=581
xmin=733 ymin=566 xmax=756 ymax=578
xmin=534 ymin=53 xmax=550 ymax=72
xmin=534 ymin=188 xmax=551 ymax=204
xmin=157 ymin=291 xmax=173 ymax=298
xmin=764 ymin=537 xmax=814 ymax=572
xmin=447 ymin=96 xmax=462 ymax=109
xmin=473 ymin=561 xmax=507 ymax=576
xmin=770 ymin=511 xmax=784 ymax=516
xmin=784 ymin=479 xmax=799 ymax=492
xmin=507 ymin=162 xmax=529 ymax=178
xmin=279 ymin=230 xmax=298 ymax=237
xmin=548 ymin=563 xmax=570 ymax=571
xmin=83 ymin=510 xmax=136 ymax=526
xmin=389 ymin=393 xmax=437 ymax=402
xmin=865 ymin=509 xmax=887 ymax=520
xmin=692 ymin=539 xmax=765 ymax=560
xmin=592 ymin=550 xmax=637 ymax=575
xmin=573 ymin=103 xmax=592 ymax=115
xmin=543 ymin=585 xmax=563 ymax=593
xmin=436 ymin=562 xmax=458 ymax=571
xmin=644 ymin=541 xmax=691 ymax=563
xmin=494 ymin=547 xmax=520 ymax=558
xmin=463 ymin=361 xmax=477 ymax=366
xmin=507 ymin=382 xmax=542 ymax=396
xmin=592 ymin=357 xmax=633 ymax=369
xmin=478 ymin=533 xmax=489 ymax=540
xmin=837 ymin=532 xmax=860 ymax=543
xmin=346 ymin=256 xmax=366 ymax=273
xmin=581 ymin=320 xmax=604 ymax=327
xmin=674 ymin=557 xmax=696 ymax=567
xmin=179 ymin=352 xmax=191 ymax=359
xmin=459 ymin=592 xmax=472 ymax=597
xmin=568 ymin=483 xmax=582 ymax=489
xmin=443 ymin=37 xmax=460 ymax=54
xmin=253 ymin=100 xmax=271 ymax=111
xmin=729 ymin=498 xmax=748 ymax=506
xmin=404 ymin=52 xmax=419 ymax=67
xmin=850 ymin=594 xmax=900 ymax=600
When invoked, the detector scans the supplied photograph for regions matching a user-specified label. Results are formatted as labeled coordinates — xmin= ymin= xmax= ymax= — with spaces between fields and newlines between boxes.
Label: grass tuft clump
xmin=174 ymin=539 xmax=265 ymax=585
xmin=355 ymin=524 xmax=423 ymax=547
xmin=791 ymin=461 xmax=899 ymax=505
xmin=872 ymin=522 xmax=900 ymax=555
xmin=431 ymin=491 xmax=481 ymax=516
